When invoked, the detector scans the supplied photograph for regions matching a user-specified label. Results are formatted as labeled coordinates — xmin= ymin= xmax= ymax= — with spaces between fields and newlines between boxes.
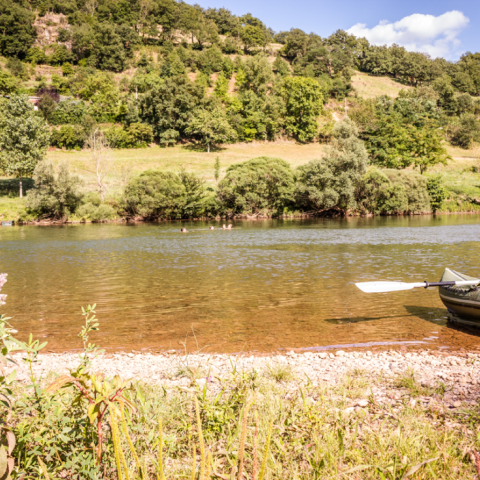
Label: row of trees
xmin=2 ymin=0 xmax=479 ymax=97
xmin=22 ymin=119 xmax=444 ymax=222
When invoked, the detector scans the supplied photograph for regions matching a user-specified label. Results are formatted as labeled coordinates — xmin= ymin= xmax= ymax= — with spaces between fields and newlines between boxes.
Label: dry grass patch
xmin=46 ymin=142 xmax=326 ymax=194
xmin=352 ymin=71 xmax=411 ymax=99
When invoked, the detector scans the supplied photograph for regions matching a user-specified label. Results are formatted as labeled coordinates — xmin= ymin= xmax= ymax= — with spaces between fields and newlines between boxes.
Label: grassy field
xmin=2 ymin=140 xmax=480 ymax=221
xmin=351 ymin=71 xmax=411 ymax=99
xmin=46 ymin=141 xmax=327 ymax=193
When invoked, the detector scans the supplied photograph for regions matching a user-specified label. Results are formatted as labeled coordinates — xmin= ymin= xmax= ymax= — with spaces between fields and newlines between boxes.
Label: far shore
xmin=6 ymin=209 xmax=480 ymax=226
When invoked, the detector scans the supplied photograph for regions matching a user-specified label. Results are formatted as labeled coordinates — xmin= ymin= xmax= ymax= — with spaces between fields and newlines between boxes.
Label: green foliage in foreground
xmin=1 ymin=276 xmax=480 ymax=479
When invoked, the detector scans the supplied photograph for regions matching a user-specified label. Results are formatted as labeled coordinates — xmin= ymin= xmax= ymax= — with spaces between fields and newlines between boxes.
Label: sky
xmin=187 ymin=0 xmax=479 ymax=61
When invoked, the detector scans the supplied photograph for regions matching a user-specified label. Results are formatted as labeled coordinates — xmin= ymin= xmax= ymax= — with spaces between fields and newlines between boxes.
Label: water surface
xmin=2 ymin=216 xmax=480 ymax=353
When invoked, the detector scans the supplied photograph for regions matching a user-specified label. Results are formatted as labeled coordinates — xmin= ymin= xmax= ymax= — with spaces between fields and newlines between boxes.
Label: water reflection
xmin=1 ymin=216 xmax=480 ymax=352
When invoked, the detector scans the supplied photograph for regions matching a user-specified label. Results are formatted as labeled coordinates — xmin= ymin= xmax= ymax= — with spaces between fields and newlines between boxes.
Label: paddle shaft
xmin=418 ymin=280 xmax=477 ymax=288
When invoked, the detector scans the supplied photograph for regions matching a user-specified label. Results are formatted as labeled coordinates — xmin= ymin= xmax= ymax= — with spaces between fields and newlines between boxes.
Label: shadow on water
xmin=405 ymin=304 xmax=480 ymax=336
xmin=324 ymin=314 xmax=417 ymax=325
xmin=403 ymin=305 xmax=449 ymax=326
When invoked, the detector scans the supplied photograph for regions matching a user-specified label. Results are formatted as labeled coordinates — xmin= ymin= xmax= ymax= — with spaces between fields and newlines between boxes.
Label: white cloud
xmin=347 ymin=11 xmax=469 ymax=59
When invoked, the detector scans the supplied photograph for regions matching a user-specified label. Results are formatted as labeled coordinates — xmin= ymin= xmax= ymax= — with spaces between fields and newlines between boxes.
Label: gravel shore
xmin=12 ymin=349 xmax=480 ymax=411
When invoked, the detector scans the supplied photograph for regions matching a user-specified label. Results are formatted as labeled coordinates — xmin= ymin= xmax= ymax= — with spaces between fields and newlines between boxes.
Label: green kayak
xmin=439 ymin=268 xmax=480 ymax=326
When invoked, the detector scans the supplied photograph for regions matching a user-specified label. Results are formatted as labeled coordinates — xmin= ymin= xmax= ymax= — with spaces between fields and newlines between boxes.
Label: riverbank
xmin=8 ymin=349 xmax=480 ymax=478
xmin=13 ymin=349 xmax=480 ymax=408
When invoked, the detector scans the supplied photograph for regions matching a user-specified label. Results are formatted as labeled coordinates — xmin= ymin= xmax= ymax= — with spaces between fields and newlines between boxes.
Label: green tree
xmin=0 ymin=0 xmax=36 ymax=59
xmin=37 ymin=94 xmax=58 ymax=123
xmin=122 ymin=170 xmax=186 ymax=219
xmin=240 ymin=55 xmax=274 ymax=96
xmin=0 ymin=95 xmax=50 ymax=197
xmin=450 ymin=114 xmax=480 ymax=149
xmin=62 ymin=62 xmax=75 ymax=76
xmin=25 ymin=161 xmax=84 ymax=219
xmin=161 ymin=51 xmax=186 ymax=78
xmin=140 ymin=75 xmax=204 ymax=145
xmin=280 ymin=76 xmax=324 ymax=142
xmin=214 ymin=72 xmax=229 ymax=99
xmin=365 ymin=114 xmax=449 ymax=174
xmin=217 ymin=157 xmax=295 ymax=214
xmin=273 ymin=56 xmax=290 ymax=76
xmin=241 ymin=25 xmax=265 ymax=53
xmin=185 ymin=107 xmax=237 ymax=152
xmin=426 ymin=175 xmax=448 ymax=213
xmin=356 ymin=168 xmax=408 ymax=215
xmin=295 ymin=118 xmax=368 ymax=214
xmin=0 ymin=71 xmax=17 ymax=94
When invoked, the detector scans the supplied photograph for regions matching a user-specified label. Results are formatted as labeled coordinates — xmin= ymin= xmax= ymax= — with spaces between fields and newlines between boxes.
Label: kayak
xmin=439 ymin=268 xmax=480 ymax=326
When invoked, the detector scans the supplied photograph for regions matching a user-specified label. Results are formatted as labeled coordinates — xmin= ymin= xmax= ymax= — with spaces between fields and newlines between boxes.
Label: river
xmin=2 ymin=216 xmax=480 ymax=353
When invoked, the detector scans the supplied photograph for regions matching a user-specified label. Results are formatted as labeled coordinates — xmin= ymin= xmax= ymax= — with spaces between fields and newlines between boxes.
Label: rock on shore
xmin=10 ymin=349 xmax=480 ymax=410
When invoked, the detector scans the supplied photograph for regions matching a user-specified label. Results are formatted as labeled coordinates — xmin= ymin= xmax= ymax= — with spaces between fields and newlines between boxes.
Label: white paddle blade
xmin=355 ymin=281 xmax=420 ymax=293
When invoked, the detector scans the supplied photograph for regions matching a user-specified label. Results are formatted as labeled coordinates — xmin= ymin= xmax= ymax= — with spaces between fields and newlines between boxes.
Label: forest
xmin=0 ymin=0 xmax=480 ymax=220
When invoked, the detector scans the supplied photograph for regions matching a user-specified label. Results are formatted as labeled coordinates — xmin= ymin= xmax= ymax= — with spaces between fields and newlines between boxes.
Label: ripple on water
xmin=1 ymin=216 xmax=480 ymax=352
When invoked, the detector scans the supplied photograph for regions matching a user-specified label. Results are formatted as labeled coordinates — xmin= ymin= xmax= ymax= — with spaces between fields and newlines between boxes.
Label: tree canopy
xmin=0 ymin=96 xmax=51 ymax=196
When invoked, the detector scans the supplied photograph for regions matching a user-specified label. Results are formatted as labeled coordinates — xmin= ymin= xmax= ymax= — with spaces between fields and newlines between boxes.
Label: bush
xmin=25 ymin=161 xmax=84 ymax=219
xmin=386 ymin=170 xmax=430 ymax=213
xmin=357 ymin=168 xmax=431 ymax=215
xmin=77 ymin=202 xmax=116 ymax=221
xmin=426 ymin=175 xmax=448 ymax=213
xmin=357 ymin=168 xmax=408 ymax=215
xmin=104 ymin=124 xmax=152 ymax=148
xmin=449 ymin=114 xmax=480 ymax=149
xmin=104 ymin=126 xmax=134 ymax=148
xmin=6 ymin=57 xmax=29 ymax=79
xmin=0 ymin=71 xmax=18 ymax=94
xmin=127 ymin=123 xmax=153 ymax=146
xmin=26 ymin=47 xmax=47 ymax=64
xmin=122 ymin=170 xmax=187 ymax=219
xmin=217 ymin=157 xmax=295 ymax=215
xmin=295 ymin=119 xmax=368 ymax=214
xmin=122 ymin=170 xmax=215 ymax=219
xmin=50 ymin=101 xmax=88 ymax=125
xmin=50 ymin=125 xmax=86 ymax=149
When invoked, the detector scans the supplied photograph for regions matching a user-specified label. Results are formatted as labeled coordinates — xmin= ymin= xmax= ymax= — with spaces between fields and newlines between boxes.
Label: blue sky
xmin=188 ymin=0 xmax=479 ymax=60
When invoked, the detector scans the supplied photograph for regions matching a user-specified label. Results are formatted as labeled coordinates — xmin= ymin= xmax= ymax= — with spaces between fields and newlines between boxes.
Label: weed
xmin=264 ymin=361 xmax=295 ymax=383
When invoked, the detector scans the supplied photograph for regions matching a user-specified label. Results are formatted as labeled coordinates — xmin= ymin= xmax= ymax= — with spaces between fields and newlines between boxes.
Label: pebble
xmin=6 ymin=350 xmax=480 ymax=410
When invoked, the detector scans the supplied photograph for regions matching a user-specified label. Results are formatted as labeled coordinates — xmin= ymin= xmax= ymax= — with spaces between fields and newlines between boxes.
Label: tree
xmin=0 ymin=95 xmax=50 ymax=197
xmin=450 ymin=114 xmax=480 ymax=149
xmin=214 ymin=72 xmax=229 ymax=99
xmin=280 ymin=76 xmax=324 ymax=142
xmin=25 ymin=161 xmax=84 ymax=219
xmin=0 ymin=71 xmax=17 ymax=94
xmin=37 ymin=94 xmax=58 ymax=122
xmin=273 ymin=56 xmax=290 ymax=76
xmin=426 ymin=175 xmax=448 ymax=213
xmin=122 ymin=170 xmax=186 ymax=219
xmin=0 ymin=0 xmax=36 ymax=59
xmin=295 ymin=118 xmax=368 ymax=214
xmin=217 ymin=157 xmax=295 ymax=215
xmin=241 ymin=25 xmax=265 ymax=53
xmin=140 ymin=75 xmax=204 ymax=144
xmin=365 ymin=114 xmax=449 ymax=174
xmin=185 ymin=107 xmax=237 ymax=152
xmin=86 ymin=129 xmax=112 ymax=202
xmin=239 ymin=55 xmax=274 ymax=96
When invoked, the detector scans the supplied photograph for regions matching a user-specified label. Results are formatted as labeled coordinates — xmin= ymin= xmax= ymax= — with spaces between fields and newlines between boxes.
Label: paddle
xmin=355 ymin=279 xmax=479 ymax=293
